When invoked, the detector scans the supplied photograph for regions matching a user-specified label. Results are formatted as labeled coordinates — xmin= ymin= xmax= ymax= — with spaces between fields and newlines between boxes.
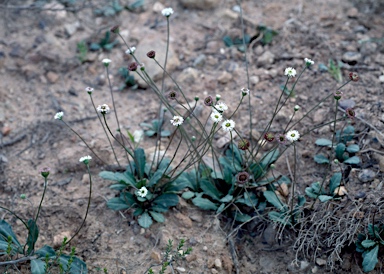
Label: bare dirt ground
xmin=1 ymin=0 xmax=384 ymax=273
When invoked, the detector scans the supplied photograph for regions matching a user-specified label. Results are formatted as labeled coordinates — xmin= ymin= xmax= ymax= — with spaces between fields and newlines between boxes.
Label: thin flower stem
xmin=229 ymin=96 xmax=244 ymax=120
xmin=61 ymin=120 xmax=106 ymax=165
xmin=34 ymin=177 xmax=47 ymax=223
xmin=0 ymin=206 xmax=29 ymax=230
xmin=105 ymin=66 xmax=131 ymax=164
xmin=66 ymin=164 xmax=92 ymax=246
xmin=89 ymin=94 xmax=120 ymax=167
xmin=290 ymin=144 xmax=297 ymax=224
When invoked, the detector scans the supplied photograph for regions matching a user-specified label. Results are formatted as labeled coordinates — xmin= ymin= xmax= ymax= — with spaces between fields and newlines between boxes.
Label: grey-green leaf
xmin=315 ymin=138 xmax=333 ymax=147
xmin=138 ymin=212 xmax=153 ymax=228
xmin=344 ymin=156 xmax=360 ymax=164
xmin=314 ymin=154 xmax=330 ymax=164
xmin=361 ymin=239 xmax=377 ymax=248
xmin=107 ymin=198 xmax=130 ymax=211
xmin=263 ymin=191 xmax=286 ymax=211
xmin=181 ymin=191 xmax=195 ymax=200
xmin=149 ymin=211 xmax=165 ymax=223
xmin=346 ymin=144 xmax=360 ymax=153
xmin=31 ymin=259 xmax=45 ymax=274
xmin=192 ymin=196 xmax=218 ymax=210
xmin=318 ymin=195 xmax=333 ymax=202
xmin=362 ymin=245 xmax=379 ymax=272
xmin=329 ymin=172 xmax=342 ymax=194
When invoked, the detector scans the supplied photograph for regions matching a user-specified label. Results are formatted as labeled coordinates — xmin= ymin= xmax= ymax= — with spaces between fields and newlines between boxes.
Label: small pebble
xmin=358 ymin=169 xmax=376 ymax=183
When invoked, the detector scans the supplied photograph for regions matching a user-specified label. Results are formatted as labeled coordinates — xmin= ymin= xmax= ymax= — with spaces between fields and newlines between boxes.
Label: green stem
xmin=34 ymin=177 xmax=48 ymax=223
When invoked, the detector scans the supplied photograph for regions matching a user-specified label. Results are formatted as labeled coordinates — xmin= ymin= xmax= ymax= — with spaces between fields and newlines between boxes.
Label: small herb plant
xmin=356 ymin=223 xmax=384 ymax=272
xmin=140 ymin=117 xmax=171 ymax=137
xmin=314 ymin=125 xmax=361 ymax=165
xmin=118 ymin=67 xmax=136 ymax=90
xmin=305 ymin=172 xmax=343 ymax=203
xmin=89 ymin=31 xmax=118 ymax=52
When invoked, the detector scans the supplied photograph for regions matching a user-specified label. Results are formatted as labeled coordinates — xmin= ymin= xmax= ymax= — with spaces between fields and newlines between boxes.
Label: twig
xmin=0 ymin=255 xmax=37 ymax=266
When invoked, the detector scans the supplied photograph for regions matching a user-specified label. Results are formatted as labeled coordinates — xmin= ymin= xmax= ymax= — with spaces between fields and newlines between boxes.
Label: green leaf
xmin=153 ymin=193 xmax=179 ymax=209
xmin=35 ymin=245 xmax=56 ymax=258
xmin=148 ymin=169 xmax=164 ymax=187
xmin=31 ymin=259 xmax=45 ymax=274
xmin=314 ymin=154 xmax=329 ymax=164
xmin=150 ymin=204 xmax=168 ymax=213
xmin=149 ymin=211 xmax=165 ymax=223
xmin=263 ymin=191 xmax=286 ymax=211
xmin=235 ymin=213 xmax=252 ymax=223
xmin=134 ymin=148 xmax=146 ymax=179
xmin=107 ymin=192 xmax=135 ymax=211
xmin=315 ymin=138 xmax=333 ymax=147
xmin=99 ymin=171 xmax=136 ymax=188
xmin=138 ymin=212 xmax=153 ymax=228
xmin=329 ymin=172 xmax=342 ymax=194
xmin=346 ymin=144 xmax=360 ymax=153
xmin=58 ymin=254 xmax=88 ymax=274
xmin=335 ymin=143 xmax=346 ymax=160
xmin=220 ymin=194 xmax=233 ymax=203
xmin=362 ymin=245 xmax=379 ymax=272
xmin=250 ymin=162 xmax=265 ymax=180
xmin=297 ymin=195 xmax=306 ymax=207
xmin=236 ymin=192 xmax=258 ymax=207
xmin=223 ymin=35 xmax=233 ymax=47
xmin=181 ymin=191 xmax=195 ymax=200
xmin=216 ymin=203 xmax=225 ymax=214
xmin=344 ymin=156 xmax=360 ymax=164
xmin=27 ymin=219 xmax=39 ymax=254
xmin=260 ymin=149 xmax=280 ymax=169
xmin=305 ymin=182 xmax=325 ymax=198
xmin=109 ymin=183 xmax=128 ymax=190
xmin=200 ymin=179 xmax=222 ymax=201
xmin=337 ymin=125 xmax=355 ymax=143
xmin=0 ymin=220 xmax=22 ymax=250
xmin=89 ymin=43 xmax=101 ymax=51
xmin=128 ymin=0 xmax=144 ymax=10
xmin=192 ymin=195 xmax=218 ymax=210
xmin=173 ymin=172 xmax=198 ymax=191
xmin=268 ymin=211 xmax=290 ymax=225
xmin=361 ymin=239 xmax=377 ymax=248
xmin=160 ymin=130 xmax=171 ymax=137
xmin=318 ymin=195 xmax=333 ymax=202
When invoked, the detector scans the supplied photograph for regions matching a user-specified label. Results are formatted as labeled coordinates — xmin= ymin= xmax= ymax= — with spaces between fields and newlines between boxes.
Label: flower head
xmin=349 ymin=72 xmax=359 ymax=82
xmin=79 ymin=155 xmax=92 ymax=165
xmin=166 ymin=90 xmax=179 ymax=100
xmin=40 ymin=167 xmax=50 ymax=178
xmin=125 ymin=47 xmax=136 ymax=55
xmin=216 ymin=94 xmax=221 ymax=101
xmin=20 ymin=194 xmax=26 ymax=200
xmin=238 ymin=139 xmax=250 ymax=150
xmin=110 ymin=25 xmax=119 ymax=34
xmin=97 ymin=104 xmax=110 ymax=114
xmin=137 ymin=186 xmax=148 ymax=198
xmin=284 ymin=67 xmax=297 ymax=78
xmin=222 ymin=119 xmax=235 ymax=132
xmin=304 ymin=58 xmax=314 ymax=67
xmin=286 ymin=130 xmax=300 ymax=143
xmin=85 ymin=87 xmax=94 ymax=94
xmin=162 ymin=7 xmax=174 ymax=17
xmin=236 ymin=171 xmax=250 ymax=186
xmin=294 ymin=105 xmax=300 ymax=111
xmin=54 ymin=112 xmax=64 ymax=120
xmin=204 ymin=96 xmax=213 ymax=106
xmin=210 ymin=111 xmax=223 ymax=123
xmin=215 ymin=102 xmax=228 ymax=112
xmin=128 ymin=62 xmax=138 ymax=71
xmin=334 ymin=90 xmax=343 ymax=100
xmin=345 ymin=108 xmax=355 ymax=120
xmin=102 ymin=59 xmax=111 ymax=67
xmin=146 ymin=50 xmax=156 ymax=58
xmin=170 ymin=116 xmax=184 ymax=126
xmin=277 ymin=134 xmax=287 ymax=145
xmin=241 ymin=87 xmax=250 ymax=97
xmin=264 ymin=132 xmax=275 ymax=142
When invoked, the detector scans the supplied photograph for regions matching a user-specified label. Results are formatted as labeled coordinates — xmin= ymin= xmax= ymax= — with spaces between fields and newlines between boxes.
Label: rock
xmin=177 ymin=67 xmax=199 ymax=85
xmin=189 ymin=213 xmax=203 ymax=223
xmin=53 ymin=231 xmax=72 ymax=248
xmin=150 ymin=251 xmax=161 ymax=263
xmin=214 ymin=258 xmax=222 ymax=269
xmin=193 ymin=54 xmax=206 ymax=67
xmin=217 ymin=71 xmax=232 ymax=84
xmin=211 ymin=269 xmax=218 ymax=274
xmin=174 ymin=212 xmax=193 ymax=228
xmin=259 ymin=255 xmax=275 ymax=273
xmin=179 ymin=0 xmax=218 ymax=10
xmin=358 ymin=169 xmax=376 ymax=183
xmin=152 ymin=2 xmax=165 ymax=13
xmin=313 ymin=108 xmax=328 ymax=124
xmin=347 ymin=7 xmax=358 ymax=18
xmin=250 ymin=75 xmax=259 ymax=85
xmin=355 ymin=191 xmax=366 ymax=199
xmin=186 ymin=254 xmax=197 ymax=262
xmin=221 ymin=9 xmax=239 ymax=20
xmin=9 ymin=44 xmax=24 ymax=58
xmin=342 ymin=52 xmax=361 ymax=65
xmin=315 ymin=258 xmax=327 ymax=266
xmin=257 ymin=50 xmax=275 ymax=66
xmin=300 ymin=260 xmax=310 ymax=270
xmin=64 ymin=21 xmax=80 ymax=36
xmin=339 ymin=99 xmax=356 ymax=110
xmin=379 ymin=75 xmax=384 ymax=83
xmin=176 ymin=267 xmax=186 ymax=272
xmin=262 ymin=223 xmax=276 ymax=245
xmin=373 ymin=154 xmax=384 ymax=172
xmin=81 ymin=173 xmax=90 ymax=184
xmin=203 ymin=246 xmax=208 ymax=251
xmin=2 ymin=126 xmax=11 ymax=136
xmin=46 ymin=71 xmax=59 ymax=83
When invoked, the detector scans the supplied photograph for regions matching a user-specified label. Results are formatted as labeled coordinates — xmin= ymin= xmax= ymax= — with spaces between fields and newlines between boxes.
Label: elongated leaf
xmin=263 ymin=191 xmax=286 ymax=211
xmin=134 ymin=148 xmax=146 ymax=179
xmin=109 ymin=183 xmax=128 ymax=190
xmin=149 ymin=211 xmax=165 ymax=223
xmin=192 ymin=195 xmax=218 ymax=210
xmin=99 ymin=171 xmax=136 ymax=187
xmin=107 ymin=198 xmax=130 ymax=210
xmin=268 ymin=211 xmax=290 ymax=226
xmin=318 ymin=195 xmax=333 ymax=202
xmin=362 ymin=239 xmax=377 ymax=248
xmin=173 ymin=172 xmax=198 ymax=191
xmin=220 ymin=194 xmax=233 ymax=203
xmin=200 ymin=179 xmax=222 ymax=201
xmin=346 ymin=144 xmax=360 ymax=153
xmin=181 ymin=191 xmax=195 ymax=200
xmin=153 ymin=193 xmax=179 ymax=209
xmin=344 ymin=156 xmax=360 ymax=164
xmin=315 ymin=138 xmax=333 ymax=147
xmin=329 ymin=172 xmax=342 ymax=194
xmin=138 ymin=212 xmax=153 ymax=228
xmin=362 ymin=245 xmax=379 ymax=272
xmin=31 ymin=259 xmax=46 ymax=274
xmin=260 ymin=149 xmax=279 ymax=169
xmin=235 ymin=213 xmax=252 ymax=223
xmin=335 ymin=143 xmax=346 ymax=160
xmin=314 ymin=154 xmax=329 ymax=164
xmin=59 ymin=254 xmax=88 ymax=274
xmin=0 ymin=220 xmax=21 ymax=248
xmin=27 ymin=219 xmax=39 ymax=254
xmin=35 ymin=245 xmax=56 ymax=258
xmin=151 ymin=204 xmax=168 ymax=213
xmin=148 ymin=169 xmax=164 ymax=187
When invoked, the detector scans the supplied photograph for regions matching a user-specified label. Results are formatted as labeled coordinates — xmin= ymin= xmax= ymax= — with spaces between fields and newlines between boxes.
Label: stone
xmin=174 ymin=212 xmax=193 ymax=228
xmin=189 ymin=213 xmax=203 ymax=223
xmin=176 ymin=267 xmax=186 ymax=272
xmin=342 ymin=52 xmax=361 ymax=65
xmin=81 ymin=173 xmax=90 ymax=184
xmin=177 ymin=67 xmax=199 ymax=85
xmin=300 ymin=260 xmax=310 ymax=270
xmin=179 ymin=0 xmax=218 ymax=10
xmin=193 ymin=54 xmax=206 ymax=67
xmin=152 ymin=2 xmax=165 ymax=13
xmin=262 ymin=223 xmax=276 ymax=245
xmin=53 ymin=231 xmax=72 ymax=248
xmin=347 ymin=7 xmax=358 ymax=18
xmin=186 ymin=254 xmax=197 ymax=262
xmin=315 ymin=258 xmax=327 ymax=266
xmin=214 ymin=258 xmax=222 ymax=269
xmin=358 ymin=169 xmax=376 ymax=183
xmin=46 ymin=71 xmax=59 ymax=83
xmin=373 ymin=154 xmax=384 ymax=172
xmin=150 ymin=251 xmax=161 ymax=263
xmin=379 ymin=75 xmax=384 ymax=83
xmin=257 ymin=51 xmax=275 ymax=66
xmin=259 ymin=254 xmax=276 ymax=273
xmin=339 ymin=99 xmax=356 ymax=110
xmin=250 ymin=75 xmax=260 ymax=85
xmin=2 ymin=126 xmax=11 ymax=136
xmin=64 ymin=21 xmax=80 ymax=36
xmin=217 ymin=71 xmax=232 ymax=84
xmin=211 ymin=269 xmax=218 ymax=274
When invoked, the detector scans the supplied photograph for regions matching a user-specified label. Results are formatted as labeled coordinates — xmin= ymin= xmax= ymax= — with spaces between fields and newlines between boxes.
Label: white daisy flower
xmin=170 ymin=115 xmax=184 ymax=126
xmin=215 ymin=102 xmax=228 ymax=112
xmin=210 ymin=111 xmax=223 ymax=123
xmin=222 ymin=119 xmax=235 ymax=132
xmin=85 ymin=87 xmax=94 ymax=94
xmin=294 ymin=105 xmax=300 ymax=111
xmin=241 ymin=88 xmax=250 ymax=96
xmin=304 ymin=58 xmax=314 ymax=67
xmin=286 ymin=130 xmax=300 ymax=143
xmin=54 ymin=111 xmax=64 ymax=120
xmin=97 ymin=104 xmax=110 ymax=114
xmin=125 ymin=47 xmax=136 ymax=55
xmin=79 ymin=155 xmax=92 ymax=164
xmin=137 ymin=186 xmax=148 ymax=198
xmin=102 ymin=59 xmax=111 ymax=67
xmin=162 ymin=7 xmax=174 ymax=17
xmin=284 ymin=67 xmax=297 ymax=78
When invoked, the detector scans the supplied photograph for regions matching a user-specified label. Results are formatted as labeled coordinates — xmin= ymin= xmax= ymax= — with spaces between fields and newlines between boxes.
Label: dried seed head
xmin=128 ymin=62 xmax=138 ymax=71
xmin=349 ymin=72 xmax=359 ymax=82
xmin=167 ymin=90 xmax=179 ymax=100
xmin=204 ymin=96 xmax=213 ymax=106
xmin=345 ymin=108 xmax=355 ymax=119
xmin=238 ymin=139 xmax=250 ymax=150
xmin=264 ymin=132 xmax=275 ymax=142
xmin=147 ymin=50 xmax=156 ymax=59
xmin=110 ymin=25 xmax=120 ymax=34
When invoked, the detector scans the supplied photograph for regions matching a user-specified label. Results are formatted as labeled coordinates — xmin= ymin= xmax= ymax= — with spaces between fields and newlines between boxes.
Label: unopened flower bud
xmin=110 ymin=25 xmax=119 ymax=34
xmin=294 ymin=105 xmax=300 ymax=111
xmin=216 ymin=94 xmax=221 ymax=101
xmin=20 ymin=194 xmax=26 ymax=200
xmin=40 ymin=167 xmax=50 ymax=178
xmin=146 ymin=50 xmax=156 ymax=59
xmin=128 ymin=62 xmax=138 ymax=71
xmin=194 ymin=96 xmax=199 ymax=101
